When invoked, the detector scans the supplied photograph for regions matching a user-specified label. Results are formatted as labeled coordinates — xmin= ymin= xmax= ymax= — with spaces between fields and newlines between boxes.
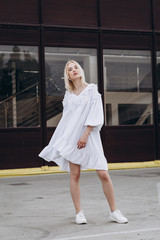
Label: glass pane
xmin=103 ymin=49 xmax=153 ymax=125
xmin=45 ymin=47 xmax=98 ymax=127
xmin=0 ymin=45 xmax=39 ymax=127
xmin=157 ymin=51 xmax=160 ymax=124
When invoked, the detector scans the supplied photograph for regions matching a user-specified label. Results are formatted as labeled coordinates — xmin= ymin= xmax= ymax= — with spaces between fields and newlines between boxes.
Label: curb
xmin=0 ymin=160 xmax=160 ymax=177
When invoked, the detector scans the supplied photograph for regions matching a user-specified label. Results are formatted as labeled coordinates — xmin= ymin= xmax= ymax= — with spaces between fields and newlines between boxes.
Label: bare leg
xmin=96 ymin=170 xmax=116 ymax=212
xmin=69 ymin=161 xmax=81 ymax=214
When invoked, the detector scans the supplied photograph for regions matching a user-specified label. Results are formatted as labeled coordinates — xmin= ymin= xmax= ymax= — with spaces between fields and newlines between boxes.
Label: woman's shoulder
xmin=88 ymin=83 xmax=100 ymax=93
xmin=86 ymin=83 xmax=98 ymax=93
xmin=88 ymin=83 xmax=101 ymax=102
xmin=87 ymin=83 xmax=97 ymax=88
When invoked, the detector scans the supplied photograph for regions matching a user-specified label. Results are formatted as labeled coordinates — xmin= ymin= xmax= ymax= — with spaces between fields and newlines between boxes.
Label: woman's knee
xmin=70 ymin=172 xmax=80 ymax=182
xmin=97 ymin=170 xmax=111 ymax=182
xmin=69 ymin=162 xmax=80 ymax=182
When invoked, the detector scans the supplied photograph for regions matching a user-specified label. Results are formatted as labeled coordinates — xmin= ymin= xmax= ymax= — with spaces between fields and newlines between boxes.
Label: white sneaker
xmin=76 ymin=210 xmax=87 ymax=224
xmin=109 ymin=209 xmax=128 ymax=224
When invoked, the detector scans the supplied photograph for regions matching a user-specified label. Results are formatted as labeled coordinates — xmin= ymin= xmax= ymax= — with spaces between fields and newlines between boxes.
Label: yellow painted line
xmin=108 ymin=160 xmax=160 ymax=170
xmin=0 ymin=160 xmax=160 ymax=178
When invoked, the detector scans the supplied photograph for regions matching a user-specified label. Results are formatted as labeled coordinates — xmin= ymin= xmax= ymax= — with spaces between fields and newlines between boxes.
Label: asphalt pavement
xmin=0 ymin=168 xmax=160 ymax=240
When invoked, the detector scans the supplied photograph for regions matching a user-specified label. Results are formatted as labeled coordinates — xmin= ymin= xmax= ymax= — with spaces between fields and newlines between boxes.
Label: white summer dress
xmin=39 ymin=83 xmax=108 ymax=172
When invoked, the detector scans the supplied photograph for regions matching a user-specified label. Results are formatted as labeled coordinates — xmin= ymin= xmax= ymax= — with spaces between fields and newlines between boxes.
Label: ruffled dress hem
xmin=39 ymin=137 xmax=108 ymax=172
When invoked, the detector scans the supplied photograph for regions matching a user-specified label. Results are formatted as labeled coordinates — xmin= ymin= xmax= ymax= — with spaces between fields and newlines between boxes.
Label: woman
xmin=39 ymin=60 xmax=128 ymax=224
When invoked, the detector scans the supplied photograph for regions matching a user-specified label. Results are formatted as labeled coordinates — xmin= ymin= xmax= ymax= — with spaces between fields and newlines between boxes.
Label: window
xmin=157 ymin=51 xmax=160 ymax=124
xmin=103 ymin=49 xmax=152 ymax=125
xmin=45 ymin=47 xmax=98 ymax=127
xmin=0 ymin=45 xmax=39 ymax=127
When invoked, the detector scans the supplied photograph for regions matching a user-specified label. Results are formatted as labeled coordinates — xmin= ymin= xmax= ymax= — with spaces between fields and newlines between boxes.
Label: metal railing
xmin=136 ymin=90 xmax=160 ymax=125
xmin=0 ymin=82 xmax=63 ymax=127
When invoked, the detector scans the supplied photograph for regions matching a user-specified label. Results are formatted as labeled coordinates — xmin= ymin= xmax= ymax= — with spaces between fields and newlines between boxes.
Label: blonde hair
xmin=64 ymin=60 xmax=87 ymax=92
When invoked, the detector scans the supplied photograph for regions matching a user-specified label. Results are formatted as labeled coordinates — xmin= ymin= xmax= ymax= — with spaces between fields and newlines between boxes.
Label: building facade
xmin=0 ymin=0 xmax=160 ymax=169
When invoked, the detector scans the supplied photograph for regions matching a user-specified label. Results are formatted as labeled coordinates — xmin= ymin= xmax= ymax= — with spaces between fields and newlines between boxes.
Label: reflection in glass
xmin=103 ymin=50 xmax=152 ymax=125
xmin=45 ymin=47 xmax=98 ymax=127
xmin=0 ymin=45 xmax=39 ymax=127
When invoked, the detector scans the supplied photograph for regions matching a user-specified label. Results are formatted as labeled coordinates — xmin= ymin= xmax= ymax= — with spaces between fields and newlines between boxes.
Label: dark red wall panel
xmin=153 ymin=0 xmax=160 ymax=31
xmin=0 ymin=28 xmax=40 ymax=45
xmin=44 ymin=29 xmax=98 ymax=47
xmin=0 ymin=129 xmax=43 ymax=169
xmin=0 ymin=0 xmax=39 ymax=24
xmin=102 ymin=126 xmax=154 ymax=163
xmin=102 ymin=33 xmax=152 ymax=50
xmin=100 ymin=0 xmax=152 ymax=30
xmin=42 ymin=0 xmax=97 ymax=27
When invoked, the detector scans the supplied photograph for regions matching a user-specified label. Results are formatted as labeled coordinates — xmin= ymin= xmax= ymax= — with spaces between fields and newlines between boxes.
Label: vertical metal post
xmin=151 ymin=0 xmax=159 ymax=159
xmin=97 ymin=0 xmax=104 ymax=97
xmin=97 ymin=0 xmax=106 ymax=140
xmin=12 ymin=61 xmax=17 ymax=127
xmin=39 ymin=0 xmax=47 ymax=153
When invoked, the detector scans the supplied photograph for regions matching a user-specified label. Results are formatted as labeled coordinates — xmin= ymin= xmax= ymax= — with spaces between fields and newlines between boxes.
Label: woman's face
xmin=67 ymin=62 xmax=81 ymax=81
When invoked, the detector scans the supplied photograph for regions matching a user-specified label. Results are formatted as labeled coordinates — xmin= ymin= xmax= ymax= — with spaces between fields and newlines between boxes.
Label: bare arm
xmin=77 ymin=125 xmax=93 ymax=149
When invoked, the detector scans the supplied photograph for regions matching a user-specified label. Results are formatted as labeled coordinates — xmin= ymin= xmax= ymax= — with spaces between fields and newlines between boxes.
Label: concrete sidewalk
xmin=0 ymin=168 xmax=160 ymax=240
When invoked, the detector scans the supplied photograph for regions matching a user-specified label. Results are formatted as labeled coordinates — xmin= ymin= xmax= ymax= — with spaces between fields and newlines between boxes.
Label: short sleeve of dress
xmin=84 ymin=84 xmax=104 ymax=131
